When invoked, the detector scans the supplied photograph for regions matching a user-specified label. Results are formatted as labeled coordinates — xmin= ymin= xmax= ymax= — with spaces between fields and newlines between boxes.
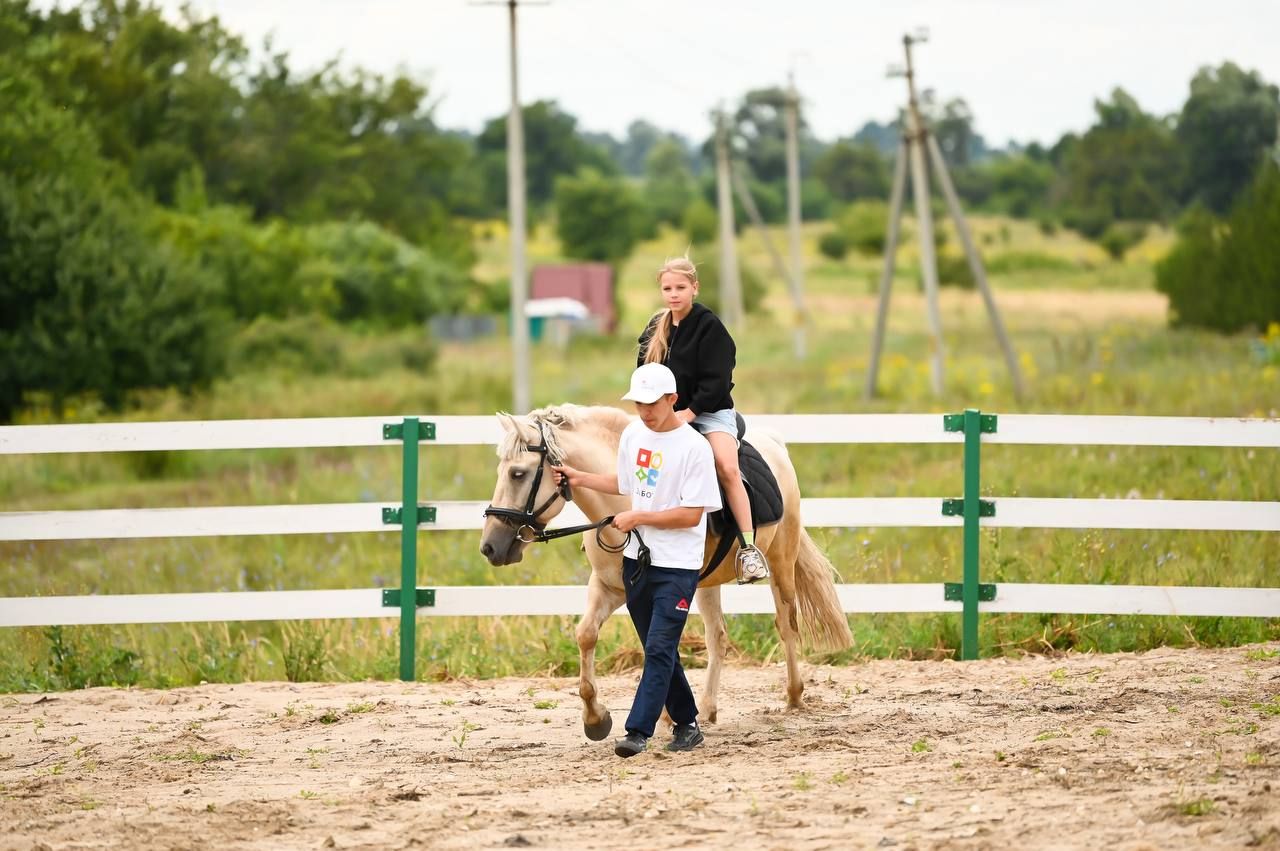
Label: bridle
xmin=482 ymin=419 xmax=650 ymax=570
xmin=482 ymin=420 xmax=575 ymax=543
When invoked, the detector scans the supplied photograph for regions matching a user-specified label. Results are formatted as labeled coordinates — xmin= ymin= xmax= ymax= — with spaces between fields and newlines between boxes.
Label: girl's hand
xmin=611 ymin=511 xmax=640 ymax=533
xmin=676 ymin=409 xmax=696 ymax=425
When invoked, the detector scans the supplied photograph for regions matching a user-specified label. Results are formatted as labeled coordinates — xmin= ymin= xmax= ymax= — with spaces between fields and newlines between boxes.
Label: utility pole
xmin=865 ymin=135 xmax=909 ymax=400
xmin=505 ymin=0 xmax=531 ymax=413
xmin=866 ymin=30 xmax=1024 ymax=400
xmin=925 ymin=132 xmax=1025 ymax=397
xmin=902 ymin=32 xmax=946 ymax=396
xmin=731 ymin=164 xmax=791 ymax=304
xmin=783 ymin=73 xmax=807 ymax=359
xmin=714 ymin=108 xmax=744 ymax=330
xmin=475 ymin=0 xmax=547 ymax=413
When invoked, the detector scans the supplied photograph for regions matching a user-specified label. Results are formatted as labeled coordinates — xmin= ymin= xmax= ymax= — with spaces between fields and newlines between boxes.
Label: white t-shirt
xmin=615 ymin=420 xmax=722 ymax=570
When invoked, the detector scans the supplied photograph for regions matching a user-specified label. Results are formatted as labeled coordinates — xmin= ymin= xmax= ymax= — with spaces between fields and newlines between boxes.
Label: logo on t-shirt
xmin=633 ymin=448 xmax=664 ymax=487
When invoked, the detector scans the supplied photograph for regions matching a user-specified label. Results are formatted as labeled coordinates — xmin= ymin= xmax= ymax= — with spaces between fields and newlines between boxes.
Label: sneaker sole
xmin=614 ymin=744 xmax=645 ymax=758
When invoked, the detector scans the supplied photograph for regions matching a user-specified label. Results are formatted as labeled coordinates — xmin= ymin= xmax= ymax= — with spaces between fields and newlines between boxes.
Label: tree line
xmin=1 ymin=0 xmax=1277 ymax=420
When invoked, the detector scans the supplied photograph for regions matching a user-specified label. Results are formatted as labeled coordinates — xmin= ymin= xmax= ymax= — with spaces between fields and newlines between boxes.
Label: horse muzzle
xmin=479 ymin=521 xmax=528 ymax=566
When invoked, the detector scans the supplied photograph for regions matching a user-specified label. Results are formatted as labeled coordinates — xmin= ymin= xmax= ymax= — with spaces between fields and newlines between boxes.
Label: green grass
xmin=0 ymin=217 xmax=1278 ymax=691
xmin=1177 ymin=797 xmax=1216 ymax=817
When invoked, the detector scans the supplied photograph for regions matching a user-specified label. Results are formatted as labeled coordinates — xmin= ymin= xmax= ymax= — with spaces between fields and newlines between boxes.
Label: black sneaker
xmin=666 ymin=722 xmax=704 ymax=752
xmin=614 ymin=732 xmax=648 ymax=758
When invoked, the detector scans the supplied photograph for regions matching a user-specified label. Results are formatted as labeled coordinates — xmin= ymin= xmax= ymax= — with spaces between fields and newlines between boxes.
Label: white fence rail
xmin=3 ymin=414 xmax=1278 ymax=455
xmin=3 ymin=583 xmax=1278 ymax=628
xmin=1 ymin=413 xmax=1277 ymax=634
xmin=3 ymin=497 xmax=1278 ymax=542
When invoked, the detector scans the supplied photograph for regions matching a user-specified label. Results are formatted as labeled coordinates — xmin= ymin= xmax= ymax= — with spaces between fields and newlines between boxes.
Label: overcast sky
xmin=151 ymin=0 xmax=1280 ymax=147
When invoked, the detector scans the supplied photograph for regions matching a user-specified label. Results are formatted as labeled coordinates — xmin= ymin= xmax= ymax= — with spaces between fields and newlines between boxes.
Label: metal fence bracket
xmin=382 ymin=506 xmax=437 ymax=525
xmin=382 ymin=588 xmax=436 ymax=608
xmin=941 ymin=498 xmax=995 ymax=517
xmin=945 ymin=582 xmax=996 ymax=602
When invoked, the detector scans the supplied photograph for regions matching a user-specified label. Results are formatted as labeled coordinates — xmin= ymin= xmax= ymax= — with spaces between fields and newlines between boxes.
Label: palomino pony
xmin=479 ymin=404 xmax=852 ymax=741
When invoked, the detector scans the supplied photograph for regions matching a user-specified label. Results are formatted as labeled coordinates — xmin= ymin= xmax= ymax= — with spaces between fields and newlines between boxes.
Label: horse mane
xmin=495 ymin=404 xmax=632 ymax=465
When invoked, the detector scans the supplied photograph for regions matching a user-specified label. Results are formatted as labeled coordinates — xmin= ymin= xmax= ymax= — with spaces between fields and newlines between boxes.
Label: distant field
xmin=2 ymin=217 xmax=1277 ymax=691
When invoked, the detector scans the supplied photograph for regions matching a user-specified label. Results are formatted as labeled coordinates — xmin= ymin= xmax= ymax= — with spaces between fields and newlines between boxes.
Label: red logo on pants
xmin=676 ymin=598 xmax=689 ymax=612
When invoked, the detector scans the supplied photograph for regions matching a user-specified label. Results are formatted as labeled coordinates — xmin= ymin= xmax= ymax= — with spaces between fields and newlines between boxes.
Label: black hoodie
xmin=636 ymin=302 xmax=736 ymax=415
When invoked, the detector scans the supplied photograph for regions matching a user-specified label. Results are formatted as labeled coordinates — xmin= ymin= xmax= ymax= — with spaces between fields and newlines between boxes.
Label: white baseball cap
xmin=621 ymin=363 xmax=678 ymax=403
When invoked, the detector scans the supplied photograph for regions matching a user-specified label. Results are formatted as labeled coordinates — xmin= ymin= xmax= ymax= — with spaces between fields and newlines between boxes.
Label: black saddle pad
xmin=707 ymin=439 xmax=783 ymax=540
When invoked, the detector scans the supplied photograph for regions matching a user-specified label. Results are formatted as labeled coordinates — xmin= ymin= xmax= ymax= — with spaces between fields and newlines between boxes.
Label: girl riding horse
xmin=638 ymin=256 xmax=769 ymax=584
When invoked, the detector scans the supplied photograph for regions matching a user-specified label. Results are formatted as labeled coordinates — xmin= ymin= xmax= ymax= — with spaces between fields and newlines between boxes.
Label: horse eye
xmin=510 ymin=469 xmax=525 ymax=480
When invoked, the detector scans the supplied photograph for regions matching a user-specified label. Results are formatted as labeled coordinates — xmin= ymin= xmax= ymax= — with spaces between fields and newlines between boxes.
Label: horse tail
xmin=794 ymin=528 xmax=853 ymax=652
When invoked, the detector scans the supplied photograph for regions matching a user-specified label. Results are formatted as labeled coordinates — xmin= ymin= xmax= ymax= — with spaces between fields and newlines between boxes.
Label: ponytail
xmin=641 ymin=309 xmax=675 ymax=364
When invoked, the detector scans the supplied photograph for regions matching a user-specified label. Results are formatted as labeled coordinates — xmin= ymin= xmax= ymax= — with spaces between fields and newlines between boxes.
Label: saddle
xmin=699 ymin=413 xmax=783 ymax=580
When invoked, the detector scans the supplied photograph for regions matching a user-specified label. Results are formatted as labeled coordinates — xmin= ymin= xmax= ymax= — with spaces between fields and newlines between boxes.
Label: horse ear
xmin=499 ymin=412 xmax=534 ymax=443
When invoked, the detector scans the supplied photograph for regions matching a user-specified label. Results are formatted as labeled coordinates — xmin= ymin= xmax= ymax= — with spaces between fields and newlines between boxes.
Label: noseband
xmin=482 ymin=420 xmax=573 ymax=543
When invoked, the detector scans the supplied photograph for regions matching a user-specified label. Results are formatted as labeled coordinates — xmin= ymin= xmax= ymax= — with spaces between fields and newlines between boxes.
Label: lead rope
xmin=516 ymin=513 xmax=651 ymax=586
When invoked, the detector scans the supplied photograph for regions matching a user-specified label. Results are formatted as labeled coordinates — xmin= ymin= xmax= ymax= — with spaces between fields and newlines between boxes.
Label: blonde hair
xmin=641 ymin=256 xmax=699 ymax=365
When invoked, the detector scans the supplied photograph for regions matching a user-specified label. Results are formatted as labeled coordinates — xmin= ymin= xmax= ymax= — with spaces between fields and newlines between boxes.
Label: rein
xmin=483 ymin=418 xmax=651 ymax=570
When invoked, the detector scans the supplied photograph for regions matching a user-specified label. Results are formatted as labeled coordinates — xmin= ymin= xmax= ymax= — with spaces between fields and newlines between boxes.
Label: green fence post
xmin=381 ymin=417 xmax=437 ymax=681
xmin=396 ymin=417 xmax=419 ymax=681
xmin=960 ymin=408 xmax=982 ymax=660
xmin=943 ymin=409 xmax=997 ymax=661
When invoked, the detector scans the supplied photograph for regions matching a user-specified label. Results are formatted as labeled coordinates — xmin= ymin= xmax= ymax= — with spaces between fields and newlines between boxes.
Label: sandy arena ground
xmin=2 ymin=644 xmax=1278 ymax=850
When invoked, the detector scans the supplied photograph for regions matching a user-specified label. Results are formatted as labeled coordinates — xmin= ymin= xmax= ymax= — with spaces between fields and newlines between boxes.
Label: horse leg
xmin=695 ymin=585 xmax=727 ymax=724
xmin=769 ymin=561 xmax=805 ymax=709
xmin=577 ymin=575 xmax=625 ymax=740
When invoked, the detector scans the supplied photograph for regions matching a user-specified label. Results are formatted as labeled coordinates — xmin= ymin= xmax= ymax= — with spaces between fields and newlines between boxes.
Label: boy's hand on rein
xmin=611 ymin=511 xmax=640 ymax=533
xmin=550 ymin=465 xmax=578 ymax=487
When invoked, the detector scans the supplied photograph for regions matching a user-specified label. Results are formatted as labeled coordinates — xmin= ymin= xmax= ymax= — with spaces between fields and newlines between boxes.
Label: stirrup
xmin=736 ymin=544 xmax=770 ymax=585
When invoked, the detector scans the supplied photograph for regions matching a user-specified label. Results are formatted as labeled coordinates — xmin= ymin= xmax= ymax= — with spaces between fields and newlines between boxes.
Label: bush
xmin=158 ymin=196 xmax=468 ymax=327
xmin=837 ymin=200 xmax=891 ymax=256
xmin=1062 ymin=205 xmax=1114 ymax=240
xmin=986 ymin=251 xmax=1076 ymax=274
xmin=0 ymin=175 xmax=227 ymax=420
xmin=800 ymin=178 xmax=833 ymax=220
xmin=157 ymin=202 xmax=315 ymax=320
xmin=818 ymin=230 xmax=850 ymax=261
xmin=936 ymin=252 xmax=975 ymax=289
xmin=1098 ymin=222 xmax=1147 ymax=261
xmin=299 ymin=221 xmax=468 ymax=326
xmin=682 ymin=198 xmax=717 ymax=244
xmin=1037 ymin=216 xmax=1059 ymax=236
xmin=1156 ymin=166 xmax=1280 ymax=333
xmin=230 ymin=315 xmax=346 ymax=375
xmin=554 ymin=168 xmax=646 ymax=264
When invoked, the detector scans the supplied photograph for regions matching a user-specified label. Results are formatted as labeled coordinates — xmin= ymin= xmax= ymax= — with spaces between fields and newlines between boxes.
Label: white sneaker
xmin=736 ymin=544 xmax=770 ymax=584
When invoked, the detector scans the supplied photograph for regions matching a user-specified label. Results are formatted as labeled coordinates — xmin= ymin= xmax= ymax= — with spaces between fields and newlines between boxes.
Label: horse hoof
xmin=584 ymin=710 xmax=613 ymax=741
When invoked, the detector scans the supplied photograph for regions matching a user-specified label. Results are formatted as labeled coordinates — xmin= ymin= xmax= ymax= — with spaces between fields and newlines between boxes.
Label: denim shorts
xmin=691 ymin=408 xmax=738 ymax=439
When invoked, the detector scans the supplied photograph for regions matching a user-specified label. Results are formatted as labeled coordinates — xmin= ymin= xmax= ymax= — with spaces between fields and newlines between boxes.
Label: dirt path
xmin=2 ymin=645 xmax=1277 ymax=850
